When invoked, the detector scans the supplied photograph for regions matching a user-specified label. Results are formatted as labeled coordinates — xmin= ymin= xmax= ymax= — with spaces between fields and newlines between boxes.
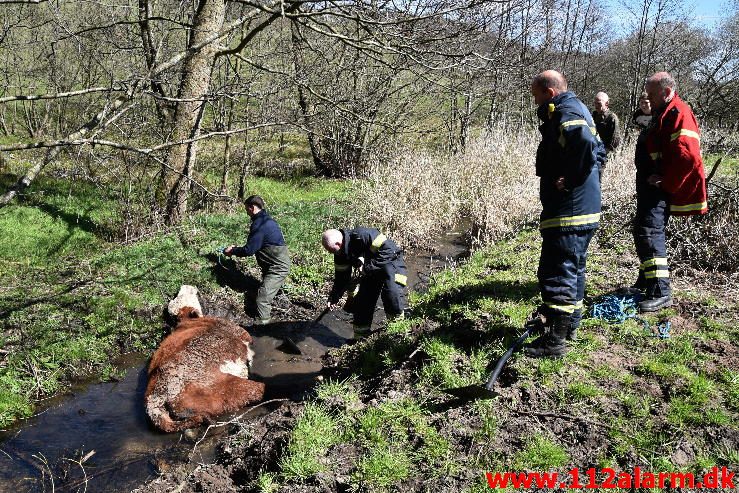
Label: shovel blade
xmin=442 ymin=385 xmax=497 ymax=400
xmin=277 ymin=337 xmax=302 ymax=355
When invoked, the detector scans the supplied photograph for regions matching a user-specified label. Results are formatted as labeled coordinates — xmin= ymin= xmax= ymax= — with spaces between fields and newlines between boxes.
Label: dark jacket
xmin=632 ymin=109 xmax=653 ymax=175
xmin=631 ymin=109 xmax=652 ymax=130
xmin=593 ymin=110 xmax=621 ymax=152
xmin=535 ymin=91 xmax=605 ymax=232
xmin=230 ymin=209 xmax=286 ymax=257
xmin=329 ymin=227 xmax=403 ymax=303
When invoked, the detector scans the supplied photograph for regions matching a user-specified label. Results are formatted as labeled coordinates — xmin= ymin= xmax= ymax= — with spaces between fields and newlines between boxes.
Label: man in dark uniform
xmin=527 ymin=70 xmax=606 ymax=357
xmin=321 ymin=228 xmax=407 ymax=333
xmin=593 ymin=91 xmax=621 ymax=179
xmin=225 ymin=195 xmax=291 ymax=324
xmin=624 ymin=92 xmax=653 ymax=296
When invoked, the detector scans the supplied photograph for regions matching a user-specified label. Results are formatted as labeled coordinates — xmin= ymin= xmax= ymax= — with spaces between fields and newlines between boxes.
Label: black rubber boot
xmin=525 ymin=313 xmax=570 ymax=358
xmin=567 ymin=326 xmax=578 ymax=341
xmin=639 ymin=296 xmax=672 ymax=312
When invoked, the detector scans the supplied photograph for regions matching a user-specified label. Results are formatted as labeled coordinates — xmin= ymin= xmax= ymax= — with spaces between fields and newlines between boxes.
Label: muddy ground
xmin=129 ymin=239 xmax=738 ymax=493
xmin=5 ymin=230 xmax=735 ymax=493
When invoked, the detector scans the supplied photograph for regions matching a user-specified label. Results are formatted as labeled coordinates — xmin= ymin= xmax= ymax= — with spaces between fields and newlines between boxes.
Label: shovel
xmin=277 ymin=307 xmax=331 ymax=355
xmin=443 ymin=325 xmax=534 ymax=400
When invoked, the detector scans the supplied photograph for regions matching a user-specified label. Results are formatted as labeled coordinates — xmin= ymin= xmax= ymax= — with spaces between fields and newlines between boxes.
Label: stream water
xmin=0 ymin=230 xmax=468 ymax=492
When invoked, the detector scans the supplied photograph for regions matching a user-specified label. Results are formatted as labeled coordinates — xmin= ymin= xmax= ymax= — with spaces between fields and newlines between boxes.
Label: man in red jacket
xmin=630 ymin=71 xmax=707 ymax=312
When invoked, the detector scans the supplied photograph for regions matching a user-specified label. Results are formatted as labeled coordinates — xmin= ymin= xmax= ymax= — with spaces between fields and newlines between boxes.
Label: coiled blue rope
xmin=589 ymin=293 xmax=670 ymax=339
xmin=590 ymin=293 xmax=641 ymax=323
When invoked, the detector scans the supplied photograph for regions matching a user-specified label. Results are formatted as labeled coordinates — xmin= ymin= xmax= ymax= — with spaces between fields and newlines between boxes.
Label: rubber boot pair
xmin=525 ymin=312 xmax=572 ymax=358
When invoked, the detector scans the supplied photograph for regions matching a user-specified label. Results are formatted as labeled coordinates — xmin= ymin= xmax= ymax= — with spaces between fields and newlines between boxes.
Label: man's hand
xmin=327 ymin=300 xmax=341 ymax=311
xmin=647 ymin=174 xmax=663 ymax=187
xmin=223 ymin=245 xmax=236 ymax=256
xmin=554 ymin=176 xmax=568 ymax=191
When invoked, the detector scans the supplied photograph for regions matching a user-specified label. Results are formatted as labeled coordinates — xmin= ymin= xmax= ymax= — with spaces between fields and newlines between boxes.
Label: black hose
xmin=483 ymin=326 xmax=533 ymax=391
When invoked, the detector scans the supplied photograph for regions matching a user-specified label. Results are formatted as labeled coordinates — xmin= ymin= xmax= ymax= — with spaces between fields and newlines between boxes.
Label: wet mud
xmin=0 ymin=231 xmax=469 ymax=492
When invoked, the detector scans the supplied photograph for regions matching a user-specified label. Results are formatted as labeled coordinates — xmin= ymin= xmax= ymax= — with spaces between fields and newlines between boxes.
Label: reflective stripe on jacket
xmin=646 ymin=94 xmax=707 ymax=216
xmin=536 ymin=91 xmax=604 ymax=232
xmin=329 ymin=227 xmax=403 ymax=303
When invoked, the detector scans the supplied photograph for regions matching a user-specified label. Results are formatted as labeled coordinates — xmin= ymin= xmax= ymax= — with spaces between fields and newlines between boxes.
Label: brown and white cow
xmin=145 ymin=285 xmax=265 ymax=432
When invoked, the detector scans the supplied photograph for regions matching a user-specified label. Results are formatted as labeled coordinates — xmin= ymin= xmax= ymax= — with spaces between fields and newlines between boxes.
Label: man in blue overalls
xmin=321 ymin=228 xmax=408 ymax=334
xmin=527 ymin=70 xmax=605 ymax=357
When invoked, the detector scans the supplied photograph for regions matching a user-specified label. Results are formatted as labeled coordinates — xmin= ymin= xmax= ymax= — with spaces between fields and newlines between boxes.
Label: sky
xmin=689 ymin=0 xmax=729 ymax=26
xmin=605 ymin=0 xmax=735 ymax=31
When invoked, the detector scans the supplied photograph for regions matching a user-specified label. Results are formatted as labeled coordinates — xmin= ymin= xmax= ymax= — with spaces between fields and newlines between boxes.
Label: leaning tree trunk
xmin=164 ymin=0 xmax=226 ymax=225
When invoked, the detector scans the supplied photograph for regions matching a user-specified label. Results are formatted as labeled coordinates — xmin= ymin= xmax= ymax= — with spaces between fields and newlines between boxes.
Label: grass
xmin=266 ymin=202 xmax=737 ymax=489
xmin=279 ymin=403 xmax=344 ymax=480
xmin=513 ymin=433 xmax=570 ymax=470
xmin=0 ymin=172 xmax=354 ymax=427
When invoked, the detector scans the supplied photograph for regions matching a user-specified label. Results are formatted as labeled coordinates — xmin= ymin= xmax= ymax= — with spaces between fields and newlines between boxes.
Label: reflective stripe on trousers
xmin=351 ymin=260 xmax=408 ymax=326
xmin=538 ymin=229 xmax=595 ymax=316
xmin=632 ymin=174 xmax=671 ymax=298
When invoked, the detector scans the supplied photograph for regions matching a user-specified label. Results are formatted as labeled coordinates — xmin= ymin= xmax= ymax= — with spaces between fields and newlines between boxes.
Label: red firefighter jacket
xmin=646 ymin=94 xmax=707 ymax=215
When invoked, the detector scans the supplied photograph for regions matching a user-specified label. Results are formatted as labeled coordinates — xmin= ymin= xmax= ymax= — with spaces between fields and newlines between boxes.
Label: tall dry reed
xmin=357 ymin=126 xmax=639 ymax=249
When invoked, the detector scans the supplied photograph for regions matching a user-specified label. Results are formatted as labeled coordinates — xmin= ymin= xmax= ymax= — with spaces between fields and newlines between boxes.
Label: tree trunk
xmin=164 ymin=0 xmax=226 ymax=225
xmin=290 ymin=19 xmax=331 ymax=176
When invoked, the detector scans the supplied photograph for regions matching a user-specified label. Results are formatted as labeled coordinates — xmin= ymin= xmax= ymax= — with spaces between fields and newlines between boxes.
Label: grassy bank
xmin=0 ymin=172 xmax=354 ymax=428
xmin=243 ymin=224 xmax=738 ymax=491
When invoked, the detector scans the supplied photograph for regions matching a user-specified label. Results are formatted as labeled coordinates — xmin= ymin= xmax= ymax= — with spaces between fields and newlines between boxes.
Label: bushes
xmin=358 ymin=126 xmax=637 ymax=249
xmin=356 ymin=126 xmax=540 ymax=248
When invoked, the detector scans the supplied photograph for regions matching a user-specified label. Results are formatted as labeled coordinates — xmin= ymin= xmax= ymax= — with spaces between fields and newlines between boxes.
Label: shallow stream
xmin=0 ymin=230 xmax=467 ymax=492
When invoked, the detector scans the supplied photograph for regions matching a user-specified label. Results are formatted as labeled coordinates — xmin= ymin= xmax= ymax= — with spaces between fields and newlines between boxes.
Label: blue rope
xmin=654 ymin=321 xmax=671 ymax=339
xmin=215 ymin=246 xmax=228 ymax=268
xmin=588 ymin=293 xmax=670 ymax=339
xmin=589 ymin=293 xmax=642 ymax=323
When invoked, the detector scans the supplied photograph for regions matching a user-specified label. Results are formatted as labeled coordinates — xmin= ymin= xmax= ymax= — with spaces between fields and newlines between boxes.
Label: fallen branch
xmin=190 ymin=398 xmax=289 ymax=458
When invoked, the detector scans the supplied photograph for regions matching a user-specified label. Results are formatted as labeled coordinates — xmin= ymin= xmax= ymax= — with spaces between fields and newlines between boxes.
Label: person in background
xmin=593 ymin=91 xmax=621 ymax=179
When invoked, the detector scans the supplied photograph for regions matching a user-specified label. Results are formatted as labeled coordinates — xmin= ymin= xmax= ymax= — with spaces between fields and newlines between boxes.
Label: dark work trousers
xmin=538 ymin=229 xmax=596 ymax=326
xmin=632 ymin=174 xmax=671 ymax=299
xmin=352 ymin=260 xmax=408 ymax=326
xmin=254 ymin=245 xmax=291 ymax=322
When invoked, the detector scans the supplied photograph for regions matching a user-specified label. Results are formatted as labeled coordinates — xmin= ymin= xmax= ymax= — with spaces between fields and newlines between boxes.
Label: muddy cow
xmin=145 ymin=285 xmax=265 ymax=432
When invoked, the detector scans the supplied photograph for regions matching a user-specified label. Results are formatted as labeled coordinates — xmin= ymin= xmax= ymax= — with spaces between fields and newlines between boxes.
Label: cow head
xmin=167 ymin=285 xmax=204 ymax=321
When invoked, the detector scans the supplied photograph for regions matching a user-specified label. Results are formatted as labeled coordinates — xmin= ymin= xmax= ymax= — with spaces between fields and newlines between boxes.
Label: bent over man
xmin=631 ymin=72 xmax=707 ymax=312
xmin=527 ymin=70 xmax=605 ymax=358
xmin=321 ymin=228 xmax=407 ymax=333
xmin=225 ymin=195 xmax=291 ymax=324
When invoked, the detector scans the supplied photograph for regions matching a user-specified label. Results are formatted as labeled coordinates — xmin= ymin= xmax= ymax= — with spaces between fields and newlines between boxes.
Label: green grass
xmin=354 ymin=447 xmax=412 ymax=487
xmin=637 ymin=338 xmax=702 ymax=381
xmin=566 ymin=381 xmax=600 ymax=400
xmin=315 ymin=377 xmax=362 ymax=411
xmin=513 ymin=433 xmax=569 ymax=470
xmin=279 ymin=403 xmax=344 ymax=480
xmin=254 ymin=472 xmax=280 ymax=493
xmin=0 ymin=172 xmax=355 ymax=427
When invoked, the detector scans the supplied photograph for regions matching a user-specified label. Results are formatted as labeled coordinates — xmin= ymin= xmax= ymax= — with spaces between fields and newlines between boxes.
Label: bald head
xmin=321 ymin=229 xmax=343 ymax=253
xmin=531 ymin=70 xmax=568 ymax=105
xmin=645 ymin=71 xmax=676 ymax=111
xmin=594 ymin=91 xmax=610 ymax=114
